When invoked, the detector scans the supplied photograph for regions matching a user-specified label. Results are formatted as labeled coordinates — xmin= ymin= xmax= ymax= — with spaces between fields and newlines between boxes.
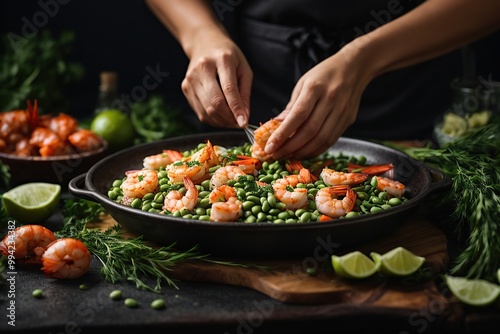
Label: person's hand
xmin=181 ymin=31 xmax=253 ymax=129
xmin=264 ymin=42 xmax=373 ymax=160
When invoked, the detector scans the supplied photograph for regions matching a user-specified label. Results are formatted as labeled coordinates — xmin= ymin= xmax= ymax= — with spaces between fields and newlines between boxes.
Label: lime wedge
xmin=331 ymin=251 xmax=380 ymax=279
xmin=370 ymin=247 xmax=425 ymax=277
xmin=445 ymin=275 xmax=500 ymax=306
xmin=2 ymin=183 xmax=61 ymax=223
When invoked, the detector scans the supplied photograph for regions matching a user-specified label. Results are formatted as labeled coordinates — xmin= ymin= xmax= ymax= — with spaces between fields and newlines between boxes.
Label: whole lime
xmin=90 ymin=109 xmax=136 ymax=151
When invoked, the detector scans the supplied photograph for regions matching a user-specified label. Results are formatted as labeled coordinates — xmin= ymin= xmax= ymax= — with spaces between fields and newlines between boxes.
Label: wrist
xmin=180 ymin=24 xmax=230 ymax=58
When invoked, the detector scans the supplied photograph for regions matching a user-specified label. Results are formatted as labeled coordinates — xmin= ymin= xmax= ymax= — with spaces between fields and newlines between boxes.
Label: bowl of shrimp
xmin=0 ymin=100 xmax=108 ymax=187
xmin=68 ymin=121 xmax=451 ymax=258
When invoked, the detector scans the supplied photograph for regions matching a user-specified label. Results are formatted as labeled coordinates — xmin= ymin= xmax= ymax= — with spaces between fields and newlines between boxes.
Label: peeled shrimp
xmin=251 ymin=118 xmax=281 ymax=161
xmin=210 ymin=165 xmax=246 ymax=189
xmin=231 ymin=155 xmax=262 ymax=176
xmin=209 ymin=185 xmax=243 ymax=222
xmin=163 ymin=176 xmax=198 ymax=213
xmin=315 ymin=185 xmax=356 ymax=218
xmin=29 ymin=127 xmax=71 ymax=157
xmin=272 ymin=168 xmax=313 ymax=210
xmin=44 ymin=112 xmax=78 ymax=141
xmin=143 ymin=149 xmax=183 ymax=170
xmin=0 ymin=225 xmax=56 ymax=260
xmin=120 ymin=169 xmax=159 ymax=199
xmin=375 ymin=176 xmax=406 ymax=198
xmin=167 ymin=140 xmax=219 ymax=184
xmin=320 ymin=168 xmax=367 ymax=186
xmin=41 ymin=238 xmax=91 ymax=279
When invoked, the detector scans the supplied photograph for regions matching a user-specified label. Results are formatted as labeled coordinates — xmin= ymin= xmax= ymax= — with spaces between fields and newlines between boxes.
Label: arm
xmin=145 ymin=0 xmax=252 ymax=128
xmin=266 ymin=0 xmax=500 ymax=160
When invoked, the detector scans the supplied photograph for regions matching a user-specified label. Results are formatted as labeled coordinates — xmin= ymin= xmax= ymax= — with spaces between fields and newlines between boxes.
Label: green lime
xmin=445 ymin=275 xmax=500 ymax=307
xmin=370 ymin=247 xmax=425 ymax=277
xmin=331 ymin=251 xmax=380 ymax=279
xmin=90 ymin=109 xmax=135 ymax=151
xmin=2 ymin=183 xmax=61 ymax=223
xmin=497 ymin=268 xmax=500 ymax=285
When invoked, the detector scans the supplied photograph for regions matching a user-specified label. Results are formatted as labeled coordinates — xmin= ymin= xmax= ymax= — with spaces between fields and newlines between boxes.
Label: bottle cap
xmin=100 ymin=71 xmax=118 ymax=91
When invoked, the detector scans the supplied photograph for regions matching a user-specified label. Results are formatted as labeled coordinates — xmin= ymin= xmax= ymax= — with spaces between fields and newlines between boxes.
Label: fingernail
xmin=237 ymin=115 xmax=246 ymax=128
xmin=265 ymin=142 xmax=275 ymax=154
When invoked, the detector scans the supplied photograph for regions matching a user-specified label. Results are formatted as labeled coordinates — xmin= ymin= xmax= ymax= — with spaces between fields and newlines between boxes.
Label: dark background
xmin=1 ymin=0 xmax=499 ymax=122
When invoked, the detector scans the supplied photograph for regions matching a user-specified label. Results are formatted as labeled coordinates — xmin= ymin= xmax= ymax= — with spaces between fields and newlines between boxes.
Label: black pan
xmin=69 ymin=132 xmax=450 ymax=259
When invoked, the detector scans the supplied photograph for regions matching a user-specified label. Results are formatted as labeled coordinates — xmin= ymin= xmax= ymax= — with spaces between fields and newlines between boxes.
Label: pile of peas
xmin=107 ymin=142 xmax=408 ymax=223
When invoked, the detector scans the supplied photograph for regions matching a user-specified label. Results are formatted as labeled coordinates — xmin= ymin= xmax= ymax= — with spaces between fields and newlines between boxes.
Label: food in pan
xmin=106 ymin=120 xmax=409 ymax=223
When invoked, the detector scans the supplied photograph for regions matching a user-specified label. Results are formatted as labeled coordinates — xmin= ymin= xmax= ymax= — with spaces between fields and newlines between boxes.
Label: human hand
xmin=181 ymin=31 xmax=253 ymax=129
xmin=264 ymin=44 xmax=373 ymax=160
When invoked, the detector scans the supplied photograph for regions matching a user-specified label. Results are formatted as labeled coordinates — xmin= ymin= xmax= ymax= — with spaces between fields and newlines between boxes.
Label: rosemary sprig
xmin=58 ymin=198 xmax=255 ymax=292
xmin=403 ymin=123 xmax=500 ymax=282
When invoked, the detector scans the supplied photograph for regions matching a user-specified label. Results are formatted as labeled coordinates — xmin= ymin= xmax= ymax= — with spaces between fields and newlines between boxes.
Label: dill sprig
xmin=57 ymin=198 xmax=254 ymax=292
xmin=403 ymin=123 xmax=500 ymax=282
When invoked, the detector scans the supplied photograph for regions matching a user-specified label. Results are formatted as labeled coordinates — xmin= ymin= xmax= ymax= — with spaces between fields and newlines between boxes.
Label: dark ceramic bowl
xmin=0 ymin=140 xmax=109 ymax=188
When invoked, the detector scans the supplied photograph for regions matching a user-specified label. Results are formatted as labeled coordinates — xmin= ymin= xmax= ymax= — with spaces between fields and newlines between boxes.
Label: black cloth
xmin=232 ymin=0 xmax=462 ymax=140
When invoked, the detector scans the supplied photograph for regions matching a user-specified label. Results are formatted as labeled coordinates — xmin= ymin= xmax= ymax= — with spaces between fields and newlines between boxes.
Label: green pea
xmin=151 ymin=202 xmax=163 ymax=210
xmin=154 ymin=193 xmax=164 ymax=203
xmin=295 ymin=208 xmax=306 ymax=217
xmin=261 ymin=201 xmax=271 ymax=213
xmin=378 ymin=191 xmax=388 ymax=200
xmin=345 ymin=211 xmax=360 ymax=218
xmin=172 ymin=211 xmax=182 ymax=217
xmin=237 ymin=188 xmax=246 ymax=198
xmin=300 ymin=212 xmax=312 ymax=223
xmin=124 ymin=298 xmax=138 ymax=308
xmin=370 ymin=176 xmax=378 ymax=188
xmin=381 ymin=204 xmax=392 ymax=210
xmin=285 ymin=218 xmax=296 ymax=224
xmin=388 ymin=198 xmax=403 ymax=206
xmin=278 ymin=211 xmax=289 ymax=220
xmin=251 ymin=205 xmax=262 ymax=215
xmin=199 ymin=190 xmax=211 ymax=198
xmin=262 ymin=161 xmax=270 ymax=170
xmin=131 ymin=198 xmax=142 ymax=209
xmin=241 ymin=201 xmax=255 ymax=211
xmin=158 ymin=170 xmax=168 ymax=179
xmin=273 ymin=219 xmax=285 ymax=224
xmin=199 ymin=215 xmax=211 ymax=221
xmin=160 ymin=184 xmax=171 ymax=192
xmin=182 ymin=214 xmax=193 ymax=219
xmin=259 ymin=175 xmax=274 ymax=184
xmin=268 ymin=208 xmax=281 ymax=216
xmin=201 ymin=179 xmax=211 ymax=190
xmin=32 ymin=289 xmax=43 ymax=298
xmin=109 ymin=290 xmax=123 ymax=300
xmin=370 ymin=196 xmax=383 ymax=205
xmin=356 ymin=192 xmax=368 ymax=200
xmin=79 ymin=284 xmax=89 ymax=290
xmin=148 ymin=208 xmax=160 ymax=213
xmin=199 ymin=198 xmax=211 ymax=208
xmin=247 ymin=195 xmax=261 ymax=204
xmin=108 ymin=190 xmax=118 ymax=200
xmin=308 ymin=201 xmax=316 ymax=211
xmin=143 ymin=192 xmax=155 ymax=201
xmin=370 ymin=206 xmax=384 ymax=213
xmin=244 ymin=215 xmax=257 ymax=223
xmin=195 ymin=207 xmax=206 ymax=216
xmin=150 ymin=299 xmax=166 ymax=310
xmin=159 ymin=178 xmax=170 ymax=185
xmin=141 ymin=203 xmax=152 ymax=211
xmin=257 ymin=212 xmax=267 ymax=222
xmin=307 ymin=188 xmax=318 ymax=197
xmin=209 ymin=165 xmax=221 ymax=173
xmin=275 ymin=202 xmax=287 ymax=210
xmin=112 ymin=179 xmax=123 ymax=187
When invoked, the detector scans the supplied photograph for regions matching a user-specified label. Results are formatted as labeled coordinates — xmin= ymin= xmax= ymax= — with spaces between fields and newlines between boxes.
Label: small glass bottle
xmin=94 ymin=71 xmax=120 ymax=115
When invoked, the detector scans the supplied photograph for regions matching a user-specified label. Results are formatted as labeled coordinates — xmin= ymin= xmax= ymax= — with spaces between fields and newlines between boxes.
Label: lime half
xmin=331 ymin=251 xmax=380 ymax=279
xmin=445 ymin=275 xmax=500 ymax=307
xmin=2 ymin=183 xmax=61 ymax=223
xmin=370 ymin=247 xmax=425 ymax=277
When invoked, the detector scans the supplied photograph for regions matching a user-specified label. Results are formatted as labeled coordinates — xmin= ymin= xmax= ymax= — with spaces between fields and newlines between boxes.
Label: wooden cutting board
xmin=95 ymin=214 xmax=449 ymax=307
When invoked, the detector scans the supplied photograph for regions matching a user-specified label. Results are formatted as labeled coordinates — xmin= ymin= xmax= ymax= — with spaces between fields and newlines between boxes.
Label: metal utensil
xmin=243 ymin=124 xmax=259 ymax=144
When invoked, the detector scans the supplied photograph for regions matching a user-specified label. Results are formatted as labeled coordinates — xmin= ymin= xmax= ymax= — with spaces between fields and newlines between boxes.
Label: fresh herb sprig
xmin=403 ymin=122 xmax=500 ymax=282
xmin=58 ymin=198 xmax=256 ymax=292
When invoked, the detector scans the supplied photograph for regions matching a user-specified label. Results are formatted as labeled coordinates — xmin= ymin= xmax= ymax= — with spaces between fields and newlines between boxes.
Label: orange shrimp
xmin=251 ymin=118 xmax=281 ymax=161
xmin=375 ymin=176 xmax=406 ymax=198
xmin=315 ymin=185 xmax=356 ymax=218
xmin=209 ymin=185 xmax=243 ymax=222
xmin=286 ymin=159 xmax=319 ymax=181
xmin=0 ymin=225 xmax=56 ymax=260
xmin=347 ymin=162 xmax=394 ymax=178
xmin=68 ymin=129 xmax=104 ymax=152
xmin=272 ymin=168 xmax=313 ymax=210
xmin=320 ymin=168 xmax=367 ymax=186
xmin=163 ymin=176 xmax=198 ymax=213
xmin=41 ymin=238 xmax=91 ymax=279
xmin=46 ymin=113 xmax=78 ymax=141
xmin=231 ymin=155 xmax=262 ymax=175
xmin=143 ymin=149 xmax=183 ymax=170
xmin=29 ymin=127 xmax=70 ymax=157
xmin=167 ymin=140 xmax=219 ymax=184
xmin=120 ymin=169 xmax=159 ymax=199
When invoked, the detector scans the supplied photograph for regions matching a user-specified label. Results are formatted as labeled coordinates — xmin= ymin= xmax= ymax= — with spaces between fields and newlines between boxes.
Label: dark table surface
xmin=1 ymin=196 xmax=500 ymax=334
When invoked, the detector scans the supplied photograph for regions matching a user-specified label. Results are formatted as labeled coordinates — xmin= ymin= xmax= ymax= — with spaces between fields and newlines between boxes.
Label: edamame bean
xmin=201 ymin=179 xmax=211 ymax=190
xmin=131 ymin=198 xmax=142 ymax=209
xmin=388 ymin=198 xmax=403 ymax=206
xmin=32 ymin=289 xmax=43 ymax=298
xmin=150 ymin=299 xmax=166 ymax=310
xmin=262 ymin=201 xmax=271 ymax=213
xmin=370 ymin=206 xmax=384 ymax=213
xmin=199 ymin=215 xmax=211 ymax=221
xmin=109 ymin=290 xmax=122 ymax=300
xmin=251 ymin=205 xmax=262 ymax=215
xmin=278 ymin=211 xmax=289 ymax=220
xmin=124 ymin=298 xmax=138 ymax=308
xmin=245 ymin=215 xmax=257 ymax=223
xmin=112 ymin=179 xmax=123 ymax=187
xmin=143 ymin=193 xmax=155 ymax=201
xmin=300 ymin=212 xmax=312 ymax=222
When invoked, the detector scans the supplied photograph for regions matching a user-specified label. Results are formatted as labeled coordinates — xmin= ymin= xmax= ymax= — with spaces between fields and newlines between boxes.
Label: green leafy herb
xmin=58 ymin=198 xmax=258 ymax=292
xmin=0 ymin=29 xmax=84 ymax=112
xmin=403 ymin=122 xmax=500 ymax=282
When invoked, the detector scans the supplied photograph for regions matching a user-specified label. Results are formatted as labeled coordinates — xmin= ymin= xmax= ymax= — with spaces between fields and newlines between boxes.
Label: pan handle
xmin=68 ymin=173 xmax=100 ymax=202
xmin=426 ymin=165 xmax=452 ymax=194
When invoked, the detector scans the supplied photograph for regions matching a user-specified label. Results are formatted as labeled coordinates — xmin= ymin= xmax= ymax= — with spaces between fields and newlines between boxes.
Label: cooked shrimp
xmin=143 ymin=149 xmax=183 ymax=170
xmin=188 ymin=139 xmax=220 ymax=168
xmin=209 ymin=185 xmax=243 ymax=222
xmin=163 ymin=176 xmax=198 ymax=213
xmin=251 ymin=118 xmax=281 ymax=161
xmin=272 ymin=168 xmax=312 ymax=210
xmin=166 ymin=161 xmax=207 ymax=184
xmin=347 ymin=162 xmax=394 ymax=178
xmin=29 ymin=127 xmax=71 ymax=157
xmin=320 ymin=168 xmax=367 ymax=186
xmin=210 ymin=165 xmax=246 ymax=189
xmin=375 ymin=176 xmax=406 ymax=198
xmin=315 ymin=185 xmax=356 ymax=218
xmin=41 ymin=238 xmax=91 ymax=279
xmin=231 ymin=155 xmax=262 ymax=175
xmin=46 ymin=112 xmax=78 ymax=141
xmin=68 ymin=129 xmax=104 ymax=152
xmin=0 ymin=225 xmax=56 ymax=260
xmin=120 ymin=169 xmax=159 ymax=199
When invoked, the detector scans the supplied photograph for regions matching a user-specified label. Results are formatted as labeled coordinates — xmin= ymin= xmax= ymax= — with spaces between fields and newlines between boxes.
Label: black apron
xmin=233 ymin=0 xmax=462 ymax=140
